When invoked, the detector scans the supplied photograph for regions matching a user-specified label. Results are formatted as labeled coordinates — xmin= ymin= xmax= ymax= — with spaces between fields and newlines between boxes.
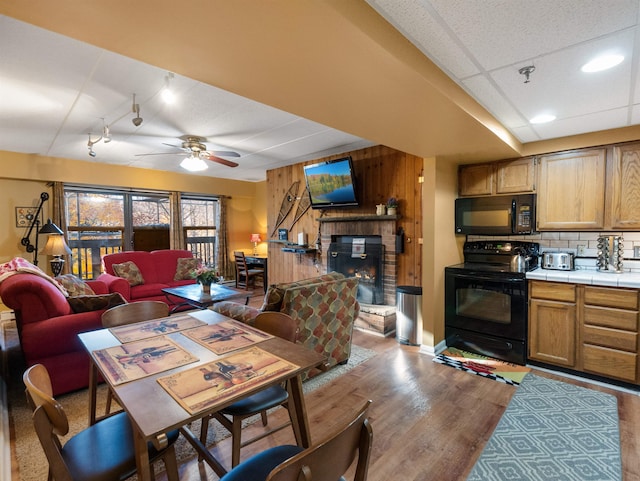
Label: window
xmin=181 ymin=196 xmax=219 ymax=267
xmin=64 ymin=186 xmax=219 ymax=279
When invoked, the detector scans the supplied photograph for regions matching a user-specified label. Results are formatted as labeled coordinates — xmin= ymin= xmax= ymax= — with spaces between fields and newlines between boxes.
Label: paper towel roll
xmin=297 ymin=232 xmax=306 ymax=245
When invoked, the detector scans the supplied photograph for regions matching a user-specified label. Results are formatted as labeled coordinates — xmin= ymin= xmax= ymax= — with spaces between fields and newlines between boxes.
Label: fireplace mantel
xmin=318 ymin=214 xmax=399 ymax=223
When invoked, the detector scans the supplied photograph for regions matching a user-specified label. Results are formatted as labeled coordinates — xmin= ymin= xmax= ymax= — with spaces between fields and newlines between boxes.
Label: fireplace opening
xmin=328 ymin=235 xmax=384 ymax=304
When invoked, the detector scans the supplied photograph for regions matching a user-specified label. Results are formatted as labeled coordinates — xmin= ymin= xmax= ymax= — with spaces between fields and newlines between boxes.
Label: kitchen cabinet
xmin=458 ymin=163 xmax=493 ymax=196
xmin=458 ymin=157 xmax=535 ymax=196
xmin=581 ymin=286 xmax=638 ymax=383
xmin=528 ymin=281 xmax=577 ymax=367
xmin=496 ymin=157 xmax=536 ymax=194
xmin=607 ymin=142 xmax=640 ymax=229
xmin=536 ymin=148 xmax=606 ymax=230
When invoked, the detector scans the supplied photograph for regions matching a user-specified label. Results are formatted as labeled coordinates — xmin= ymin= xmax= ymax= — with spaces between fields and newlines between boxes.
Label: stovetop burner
xmin=447 ymin=240 xmax=540 ymax=274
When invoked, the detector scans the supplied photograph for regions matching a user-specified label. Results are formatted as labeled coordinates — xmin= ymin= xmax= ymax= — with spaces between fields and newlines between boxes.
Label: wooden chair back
xmin=234 ymin=251 xmax=248 ymax=272
xmin=24 ymin=364 xmax=69 ymax=437
xmin=254 ymin=311 xmax=299 ymax=343
xmin=266 ymin=400 xmax=373 ymax=481
xmin=101 ymin=300 xmax=170 ymax=328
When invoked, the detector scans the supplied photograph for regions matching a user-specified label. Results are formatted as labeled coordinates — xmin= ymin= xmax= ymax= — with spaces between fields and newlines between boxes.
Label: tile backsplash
xmin=468 ymin=231 xmax=640 ymax=273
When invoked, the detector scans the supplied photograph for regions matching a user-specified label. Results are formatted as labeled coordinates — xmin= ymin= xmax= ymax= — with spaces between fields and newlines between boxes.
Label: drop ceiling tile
xmin=426 ymin=0 xmax=638 ymax=71
xmin=366 ymin=0 xmax=480 ymax=78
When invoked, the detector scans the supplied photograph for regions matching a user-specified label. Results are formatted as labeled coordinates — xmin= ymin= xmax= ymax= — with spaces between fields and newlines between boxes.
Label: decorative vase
xmin=202 ymin=282 xmax=211 ymax=294
xmin=387 ymin=207 xmax=397 ymax=216
xmin=376 ymin=204 xmax=386 ymax=215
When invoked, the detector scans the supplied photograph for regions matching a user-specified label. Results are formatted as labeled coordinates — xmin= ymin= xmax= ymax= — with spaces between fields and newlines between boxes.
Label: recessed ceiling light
xmin=530 ymin=114 xmax=556 ymax=124
xmin=581 ymin=54 xmax=624 ymax=73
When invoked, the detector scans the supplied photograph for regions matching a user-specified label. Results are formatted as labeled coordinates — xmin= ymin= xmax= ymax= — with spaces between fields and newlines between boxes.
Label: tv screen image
xmin=303 ymin=157 xmax=358 ymax=209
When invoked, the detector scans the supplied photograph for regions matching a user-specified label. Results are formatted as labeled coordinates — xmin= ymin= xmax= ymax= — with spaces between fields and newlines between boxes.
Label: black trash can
xmin=396 ymin=286 xmax=423 ymax=345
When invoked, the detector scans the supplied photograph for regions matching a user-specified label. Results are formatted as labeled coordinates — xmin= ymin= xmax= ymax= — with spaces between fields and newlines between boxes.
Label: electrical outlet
xmin=577 ymin=244 xmax=586 ymax=256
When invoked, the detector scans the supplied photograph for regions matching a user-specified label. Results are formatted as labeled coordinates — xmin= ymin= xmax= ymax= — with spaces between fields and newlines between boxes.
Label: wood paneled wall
xmin=266 ymin=145 xmax=423 ymax=287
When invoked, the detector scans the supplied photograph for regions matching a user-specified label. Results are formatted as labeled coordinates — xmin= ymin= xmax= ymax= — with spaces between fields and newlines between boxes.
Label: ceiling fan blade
xmin=203 ymin=154 xmax=239 ymax=168
xmin=162 ymin=142 xmax=189 ymax=152
xmin=210 ymin=150 xmax=241 ymax=158
xmin=135 ymin=151 xmax=184 ymax=157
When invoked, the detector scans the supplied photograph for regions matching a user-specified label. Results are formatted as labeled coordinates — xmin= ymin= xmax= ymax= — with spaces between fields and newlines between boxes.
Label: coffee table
xmin=162 ymin=283 xmax=250 ymax=313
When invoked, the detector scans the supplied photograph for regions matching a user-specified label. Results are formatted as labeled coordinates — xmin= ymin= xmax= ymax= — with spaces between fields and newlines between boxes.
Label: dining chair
xmin=23 ymin=363 xmax=180 ymax=481
xmin=200 ymin=311 xmax=300 ymax=468
xmin=101 ymin=300 xmax=170 ymax=415
xmin=234 ymin=251 xmax=265 ymax=292
xmin=220 ymin=400 xmax=373 ymax=481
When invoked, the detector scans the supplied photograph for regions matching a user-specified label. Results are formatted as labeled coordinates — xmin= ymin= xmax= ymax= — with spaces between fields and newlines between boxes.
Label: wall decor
xmin=15 ymin=206 xmax=40 ymax=228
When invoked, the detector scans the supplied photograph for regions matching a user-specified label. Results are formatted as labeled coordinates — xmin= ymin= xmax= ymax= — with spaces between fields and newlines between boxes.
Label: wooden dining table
xmin=78 ymin=309 xmax=326 ymax=481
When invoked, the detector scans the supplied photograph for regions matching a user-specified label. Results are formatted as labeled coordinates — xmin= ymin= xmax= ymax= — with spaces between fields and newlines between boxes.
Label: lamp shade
xmin=250 ymin=234 xmax=262 ymax=243
xmin=41 ymin=234 xmax=71 ymax=256
xmin=39 ymin=219 xmax=64 ymax=235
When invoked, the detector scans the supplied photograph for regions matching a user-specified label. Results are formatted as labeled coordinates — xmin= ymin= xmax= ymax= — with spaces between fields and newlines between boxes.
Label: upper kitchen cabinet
xmin=537 ymin=148 xmax=606 ymax=230
xmin=459 ymin=157 xmax=535 ymax=196
xmin=607 ymin=142 xmax=640 ymax=230
xmin=458 ymin=163 xmax=494 ymax=196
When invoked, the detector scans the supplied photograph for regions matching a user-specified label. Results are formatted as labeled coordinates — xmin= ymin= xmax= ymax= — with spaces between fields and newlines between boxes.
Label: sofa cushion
xmin=112 ymin=261 xmax=145 ymax=286
xmin=261 ymin=272 xmax=345 ymax=312
xmin=67 ymin=292 xmax=127 ymax=313
xmin=56 ymin=274 xmax=96 ymax=296
xmin=174 ymin=257 xmax=200 ymax=280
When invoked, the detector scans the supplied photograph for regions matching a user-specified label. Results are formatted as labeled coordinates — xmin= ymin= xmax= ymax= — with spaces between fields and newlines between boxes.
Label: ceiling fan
xmin=137 ymin=135 xmax=240 ymax=171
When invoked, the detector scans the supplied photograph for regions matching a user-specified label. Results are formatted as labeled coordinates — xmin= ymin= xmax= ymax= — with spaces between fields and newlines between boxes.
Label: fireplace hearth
xmin=328 ymin=236 xmax=384 ymax=304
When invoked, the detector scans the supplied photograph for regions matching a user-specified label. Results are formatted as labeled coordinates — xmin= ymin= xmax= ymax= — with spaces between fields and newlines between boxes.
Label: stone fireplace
xmin=320 ymin=215 xmax=397 ymax=306
xmin=328 ymin=235 xmax=384 ymax=304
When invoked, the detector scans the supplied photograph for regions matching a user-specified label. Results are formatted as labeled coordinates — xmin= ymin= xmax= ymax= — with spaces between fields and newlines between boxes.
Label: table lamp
xmin=41 ymin=231 xmax=72 ymax=277
xmin=250 ymin=234 xmax=262 ymax=256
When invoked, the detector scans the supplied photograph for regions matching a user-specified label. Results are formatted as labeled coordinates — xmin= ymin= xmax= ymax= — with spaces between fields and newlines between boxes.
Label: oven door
xmin=444 ymin=268 xmax=527 ymax=341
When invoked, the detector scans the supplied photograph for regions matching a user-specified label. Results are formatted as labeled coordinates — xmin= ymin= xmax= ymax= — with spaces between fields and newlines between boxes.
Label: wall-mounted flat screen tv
xmin=303 ymin=157 xmax=358 ymax=209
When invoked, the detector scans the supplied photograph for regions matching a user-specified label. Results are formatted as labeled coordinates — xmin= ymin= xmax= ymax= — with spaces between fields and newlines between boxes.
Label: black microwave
xmin=455 ymin=194 xmax=536 ymax=235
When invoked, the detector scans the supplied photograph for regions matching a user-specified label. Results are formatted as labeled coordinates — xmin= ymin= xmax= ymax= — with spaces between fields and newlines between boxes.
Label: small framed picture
xmin=15 ymin=206 xmax=40 ymax=228
xmin=278 ymin=228 xmax=288 ymax=241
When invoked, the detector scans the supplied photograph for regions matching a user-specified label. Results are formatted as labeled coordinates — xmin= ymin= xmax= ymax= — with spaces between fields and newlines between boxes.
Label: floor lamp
xmin=40 ymin=220 xmax=70 ymax=277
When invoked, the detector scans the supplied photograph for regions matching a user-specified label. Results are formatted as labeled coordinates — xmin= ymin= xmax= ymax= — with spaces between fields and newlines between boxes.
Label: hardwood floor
xmin=7 ymin=292 xmax=640 ymax=480
xmin=169 ymin=329 xmax=640 ymax=481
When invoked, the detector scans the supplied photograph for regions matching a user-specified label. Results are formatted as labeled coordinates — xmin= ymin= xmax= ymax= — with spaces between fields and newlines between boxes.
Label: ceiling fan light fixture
xmin=180 ymin=154 xmax=208 ymax=172
xmin=581 ymin=54 xmax=624 ymax=73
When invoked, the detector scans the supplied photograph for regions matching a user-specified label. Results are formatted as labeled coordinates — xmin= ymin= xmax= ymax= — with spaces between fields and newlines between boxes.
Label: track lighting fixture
xmin=87 ymin=133 xmax=102 ymax=157
xmin=131 ymin=93 xmax=143 ymax=126
xmin=102 ymin=119 xmax=111 ymax=143
xmin=161 ymin=72 xmax=175 ymax=104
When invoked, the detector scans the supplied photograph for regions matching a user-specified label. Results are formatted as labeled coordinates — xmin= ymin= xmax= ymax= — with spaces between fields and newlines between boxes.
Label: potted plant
xmin=387 ymin=197 xmax=398 ymax=215
xmin=192 ymin=265 xmax=221 ymax=294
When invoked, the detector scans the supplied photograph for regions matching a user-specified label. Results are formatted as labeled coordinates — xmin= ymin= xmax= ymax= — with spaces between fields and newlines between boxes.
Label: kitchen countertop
xmin=527 ymin=267 xmax=640 ymax=288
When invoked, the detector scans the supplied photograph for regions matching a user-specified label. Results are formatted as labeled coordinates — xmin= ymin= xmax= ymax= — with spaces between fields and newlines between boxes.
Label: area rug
xmin=8 ymin=339 xmax=375 ymax=481
xmin=467 ymin=373 xmax=622 ymax=481
xmin=433 ymin=347 xmax=530 ymax=385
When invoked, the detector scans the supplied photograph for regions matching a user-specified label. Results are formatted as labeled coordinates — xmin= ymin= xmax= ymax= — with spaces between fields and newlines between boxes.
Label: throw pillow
xmin=67 ymin=292 xmax=127 ymax=313
xmin=55 ymin=274 xmax=96 ymax=297
xmin=112 ymin=261 xmax=145 ymax=286
xmin=174 ymin=257 xmax=199 ymax=280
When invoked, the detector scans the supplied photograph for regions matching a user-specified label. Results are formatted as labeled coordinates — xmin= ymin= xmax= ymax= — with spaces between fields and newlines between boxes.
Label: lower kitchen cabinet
xmin=582 ymin=286 xmax=639 ymax=383
xmin=528 ymin=280 xmax=640 ymax=384
xmin=528 ymin=281 xmax=577 ymax=367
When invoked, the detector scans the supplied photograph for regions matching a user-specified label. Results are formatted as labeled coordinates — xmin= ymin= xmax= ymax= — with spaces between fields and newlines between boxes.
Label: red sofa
xmin=0 ymin=273 xmax=111 ymax=395
xmin=97 ymin=250 xmax=197 ymax=309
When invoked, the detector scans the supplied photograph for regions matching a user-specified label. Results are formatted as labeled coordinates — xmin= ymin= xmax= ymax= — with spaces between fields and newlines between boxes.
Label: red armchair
xmin=0 ymin=273 xmax=110 ymax=395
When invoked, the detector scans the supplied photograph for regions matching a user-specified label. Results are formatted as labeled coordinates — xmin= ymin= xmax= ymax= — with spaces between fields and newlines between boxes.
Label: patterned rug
xmin=467 ymin=373 xmax=622 ymax=481
xmin=433 ymin=347 xmax=530 ymax=385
